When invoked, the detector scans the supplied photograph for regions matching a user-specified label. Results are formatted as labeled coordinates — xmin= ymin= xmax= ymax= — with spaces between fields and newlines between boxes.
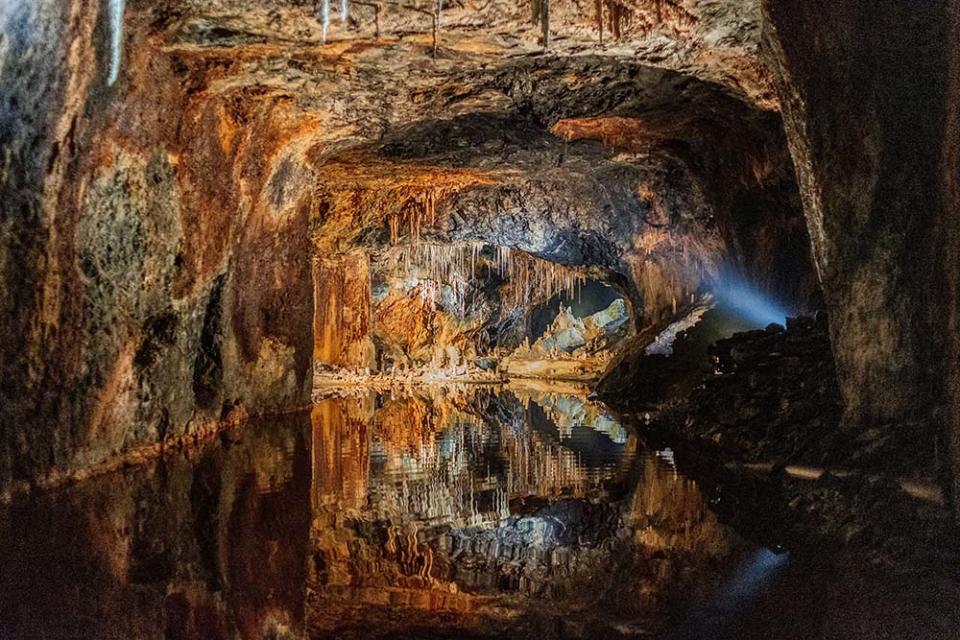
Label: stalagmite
xmin=107 ymin=0 xmax=125 ymax=86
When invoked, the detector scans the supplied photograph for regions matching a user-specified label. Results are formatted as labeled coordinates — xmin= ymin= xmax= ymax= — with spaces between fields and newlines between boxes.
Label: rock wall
xmin=944 ymin=0 xmax=960 ymax=518
xmin=0 ymin=1 xmax=315 ymax=496
xmin=313 ymin=252 xmax=376 ymax=370
xmin=762 ymin=0 xmax=958 ymax=508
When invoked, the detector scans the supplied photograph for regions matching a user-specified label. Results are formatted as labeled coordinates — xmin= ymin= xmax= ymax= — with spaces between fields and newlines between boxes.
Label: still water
xmin=1 ymin=385 xmax=957 ymax=639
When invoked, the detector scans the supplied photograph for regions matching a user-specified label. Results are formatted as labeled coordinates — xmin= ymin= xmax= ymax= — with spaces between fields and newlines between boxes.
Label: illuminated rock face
xmin=313 ymin=251 xmax=376 ymax=370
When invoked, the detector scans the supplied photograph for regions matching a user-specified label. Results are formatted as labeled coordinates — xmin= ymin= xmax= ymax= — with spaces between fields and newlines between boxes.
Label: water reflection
xmin=0 ymin=413 xmax=312 ymax=640
xmin=308 ymin=385 xmax=740 ymax=638
xmin=3 ymin=387 xmax=958 ymax=639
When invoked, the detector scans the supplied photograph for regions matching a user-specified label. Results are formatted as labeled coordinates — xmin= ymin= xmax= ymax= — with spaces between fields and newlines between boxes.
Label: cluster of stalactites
xmin=497 ymin=248 xmax=587 ymax=312
xmin=388 ymin=190 xmax=440 ymax=245
xmin=392 ymin=242 xmax=485 ymax=284
xmin=502 ymin=425 xmax=591 ymax=497
xmin=386 ymin=242 xmax=483 ymax=316
xmin=383 ymin=243 xmax=586 ymax=317
xmin=596 ymin=0 xmax=697 ymax=41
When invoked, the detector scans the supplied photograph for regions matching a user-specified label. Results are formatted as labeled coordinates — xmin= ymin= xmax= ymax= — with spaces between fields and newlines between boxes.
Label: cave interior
xmin=1 ymin=0 xmax=959 ymax=638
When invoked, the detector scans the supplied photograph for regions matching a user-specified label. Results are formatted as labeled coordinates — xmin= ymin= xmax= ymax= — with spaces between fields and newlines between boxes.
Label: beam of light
xmin=107 ymin=0 xmax=125 ymax=86
xmin=712 ymin=548 xmax=789 ymax=610
xmin=663 ymin=547 xmax=790 ymax=639
xmin=712 ymin=269 xmax=789 ymax=327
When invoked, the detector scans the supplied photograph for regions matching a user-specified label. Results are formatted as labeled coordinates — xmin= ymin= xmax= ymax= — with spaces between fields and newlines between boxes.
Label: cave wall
xmin=0 ymin=1 xmax=315 ymax=496
xmin=762 ymin=0 xmax=957 ymax=504
xmin=944 ymin=0 xmax=960 ymax=518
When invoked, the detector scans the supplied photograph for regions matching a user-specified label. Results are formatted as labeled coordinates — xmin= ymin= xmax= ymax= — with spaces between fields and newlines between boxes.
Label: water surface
xmin=2 ymin=385 xmax=957 ymax=639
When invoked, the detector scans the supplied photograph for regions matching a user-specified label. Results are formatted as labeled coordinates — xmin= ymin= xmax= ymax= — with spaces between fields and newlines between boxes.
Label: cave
xmin=1 ymin=0 xmax=958 ymax=638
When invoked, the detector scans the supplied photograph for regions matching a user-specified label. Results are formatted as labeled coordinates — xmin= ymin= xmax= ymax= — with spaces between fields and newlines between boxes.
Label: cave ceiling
xmin=133 ymin=0 xmax=789 ymax=275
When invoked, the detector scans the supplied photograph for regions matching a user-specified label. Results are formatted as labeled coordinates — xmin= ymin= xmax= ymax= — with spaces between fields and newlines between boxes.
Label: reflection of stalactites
xmin=107 ymin=0 xmax=125 ymax=86
xmin=501 ymin=427 xmax=589 ymax=498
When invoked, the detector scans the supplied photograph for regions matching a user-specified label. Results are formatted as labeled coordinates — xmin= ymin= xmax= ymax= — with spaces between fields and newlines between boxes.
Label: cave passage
xmin=2 ymin=0 xmax=959 ymax=638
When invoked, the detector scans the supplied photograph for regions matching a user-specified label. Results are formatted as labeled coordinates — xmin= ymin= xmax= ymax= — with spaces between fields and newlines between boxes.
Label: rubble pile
xmin=674 ymin=314 xmax=843 ymax=465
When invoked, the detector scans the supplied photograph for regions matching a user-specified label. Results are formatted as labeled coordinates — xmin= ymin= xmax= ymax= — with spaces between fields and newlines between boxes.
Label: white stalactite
xmin=340 ymin=0 xmax=349 ymax=23
xmin=387 ymin=242 xmax=586 ymax=317
xmin=321 ymin=0 xmax=331 ymax=43
xmin=107 ymin=0 xmax=125 ymax=86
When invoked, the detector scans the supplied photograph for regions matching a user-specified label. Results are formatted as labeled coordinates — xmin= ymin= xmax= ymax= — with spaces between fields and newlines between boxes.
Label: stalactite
xmin=432 ymin=0 xmax=442 ymax=57
xmin=541 ymin=0 xmax=551 ymax=50
xmin=598 ymin=0 xmax=696 ymax=41
xmin=530 ymin=0 xmax=550 ymax=49
xmin=107 ymin=0 xmax=125 ymax=86
xmin=387 ymin=188 xmax=443 ymax=245
xmin=353 ymin=0 xmax=382 ymax=37
xmin=499 ymin=250 xmax=587 ymax=312
xmin=317 ymin=0 xmax=331 ymax=43
xmin=404 ymin=2 xmax=441 ymax=57
xmin=595 ymin=0 xmax=604 ymax=44
xmin=340 ymin=0 xmax=349 ymax=22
